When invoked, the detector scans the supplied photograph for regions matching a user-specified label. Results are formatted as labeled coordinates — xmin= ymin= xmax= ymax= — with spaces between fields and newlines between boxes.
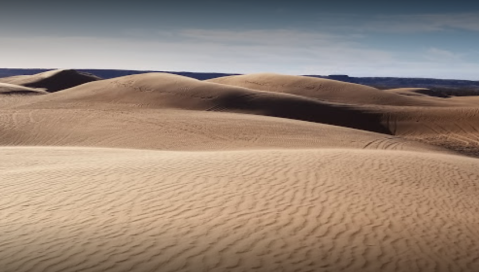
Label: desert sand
xmin=1 ymin=70 xmax=479 ymax=272
xmin=0 ymin=69 xmax=100 ymax=93
xmin=0 ymin=82 xmax=46 ymax=95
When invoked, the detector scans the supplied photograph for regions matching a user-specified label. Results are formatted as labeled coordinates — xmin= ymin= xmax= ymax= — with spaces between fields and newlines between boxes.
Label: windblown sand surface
xmin=0 ymin=83 xmax=46 ymax=95
xmin=1 ymin=70 xmax=479 ymax=272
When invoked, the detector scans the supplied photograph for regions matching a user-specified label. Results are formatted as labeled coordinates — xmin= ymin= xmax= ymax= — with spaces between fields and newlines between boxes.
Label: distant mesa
xmin=0 ymin=69 xmax=101 ymax=93
xmin=327 ymin=74 xmax=351 ymax=80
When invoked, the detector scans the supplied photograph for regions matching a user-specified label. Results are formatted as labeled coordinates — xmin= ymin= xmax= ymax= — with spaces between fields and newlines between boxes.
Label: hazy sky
xmin=2 ymin=0 xmax=479 ymax=79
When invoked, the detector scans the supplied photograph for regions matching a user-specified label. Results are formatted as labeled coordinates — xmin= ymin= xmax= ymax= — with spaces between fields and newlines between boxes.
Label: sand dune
xmin=207 ymin=73 xmax=447 ymax=106
xmin=0 ymin=107 xmax=448 ymax=153
xmin=3 ymin=72 xmax=448 ymax=153
xmin=1 ymin=146 xmax=479 ymax=272
xmin=364 ymin=88 xmax=479 ymax=156
xmin=0 ymin=82 xmax=46 ymax=95
xmin=1 ymin=70 xmax=479 ymax=272
xmin=22 ymin=72 xmax=390 ymax=133
xmin=378 ymin=106 xmax=479 ymax=157
xmin=383 ymin=88 xmax=477 ymax=106
xmin=0 ymin=69 xmax=101 ymax=92
xmin=448 ymin=95 xmax=479 ymax=105
xmin=384 ymin=88 xmax=432 ymax=97
xmin=207 ymin=74 xmax=479 ymax=155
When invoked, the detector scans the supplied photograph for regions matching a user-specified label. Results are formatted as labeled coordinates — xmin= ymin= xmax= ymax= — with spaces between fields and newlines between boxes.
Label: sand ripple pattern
xmin=0 ymin=108 xmax=446 ymax=153
xmin=1 ymin=147 xmax=479 ymax=272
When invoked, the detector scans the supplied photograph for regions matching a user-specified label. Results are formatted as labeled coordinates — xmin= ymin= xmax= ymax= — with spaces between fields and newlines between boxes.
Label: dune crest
xmin=0 ymin=69 xmax=101 ymax=92
xmin=0 ymin=82 xmax=46 ymax=95
xmin=207 ymin=73 xmax=447 ymax=106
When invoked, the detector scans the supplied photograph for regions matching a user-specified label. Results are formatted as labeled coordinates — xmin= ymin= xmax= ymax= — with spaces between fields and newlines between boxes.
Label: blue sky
xmin=1 ymin=0 xmax=479 ymax=79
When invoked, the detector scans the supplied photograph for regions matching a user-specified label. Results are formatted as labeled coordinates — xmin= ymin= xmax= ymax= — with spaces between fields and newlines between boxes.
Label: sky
xmin=1 ymin=0 xmax=479 ymax=79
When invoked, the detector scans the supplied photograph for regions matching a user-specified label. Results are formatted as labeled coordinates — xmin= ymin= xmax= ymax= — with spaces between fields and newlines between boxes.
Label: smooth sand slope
xmin=208 ymin=73 xmax=479 ymax=155
xmin=1 ymin=147 xmax=479 ymax=272
xmin=384 ymin=88 xmax=432 ymax=97
xmin=383 ymin=88 xmax=477 ymax=106
xmin=0 ymin=107 xmax=445 ymax=152
xmin=0 ymin=69 xmax=101 ymax=92
xmin=1 ymin=70 xmax=479 ymax=272
xmin=207 ymin=73 xmax=448 ymax=106
xmin=0 ymin=82 xmax=46 ymax=95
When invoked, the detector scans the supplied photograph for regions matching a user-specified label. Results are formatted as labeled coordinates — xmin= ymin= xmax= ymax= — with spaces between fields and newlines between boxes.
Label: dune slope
xmin=0 ymin=69 xmax=101 ymax=92
xmin=379 ymin=106 xmax=479 ymax=157
xmin=207 ymin=73 xmax=447 ymax=106
xmin=0 ymin=107 xmax=448 ymax=153
xmin=0 ymin=82 xmax=46 ymax=95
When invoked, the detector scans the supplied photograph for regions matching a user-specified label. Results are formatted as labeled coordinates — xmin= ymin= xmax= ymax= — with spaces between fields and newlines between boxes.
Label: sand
xmin=1 ymin=70 xmax=479 ymax=272
xmin=0 ymin=69 xmax=100 ymax=93
xmin=207 ymin=73 xmax=449 ymax=106
xmin=0 ymin=82 xmax=46 ymax=95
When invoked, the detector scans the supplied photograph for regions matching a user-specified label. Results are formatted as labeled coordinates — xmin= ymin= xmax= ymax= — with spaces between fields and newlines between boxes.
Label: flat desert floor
xmin=1 ymin=70 xmax=479 ymax=272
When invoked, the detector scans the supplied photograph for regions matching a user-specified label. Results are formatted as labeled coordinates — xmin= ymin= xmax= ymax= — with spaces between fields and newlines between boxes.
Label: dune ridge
xmin=21 ymin=72 xmax=390 ymax=134
xmin=0 ymin=69 xmax=101 ymax=92
xmin=0 ymin=82 xmax=46 ymax=95
xmin=207 ymin=73 xmax=450 ymax=106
